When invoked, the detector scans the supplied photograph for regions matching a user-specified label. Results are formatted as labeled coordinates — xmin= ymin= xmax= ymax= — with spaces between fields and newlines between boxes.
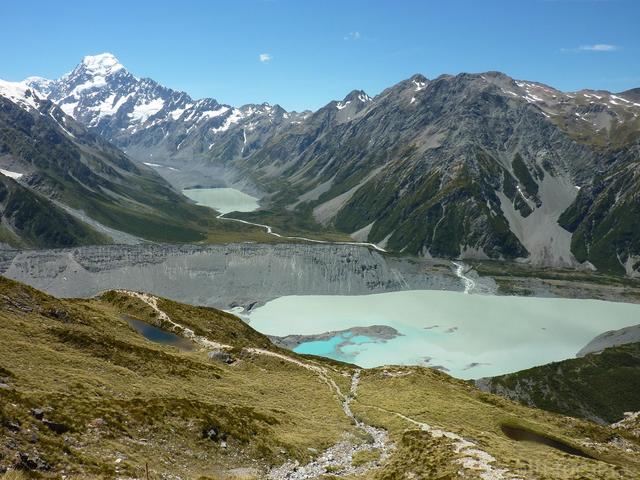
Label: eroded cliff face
xmin=0 ymin=244 xmax=461 ymax=310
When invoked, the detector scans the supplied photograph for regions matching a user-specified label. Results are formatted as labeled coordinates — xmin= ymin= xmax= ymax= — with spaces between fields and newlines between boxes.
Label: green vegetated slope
xmin=559 ymin=142 xmax=640 ymax=275
xmin=477 ymin=342 xmax=640 ymax=425
xmin=1 ymin=276 xmax=639 ymax=479
xmin=354 ymin=367 xmax=640 ymax=480
xmin=0 ymin=175 xmax=108 ymax=248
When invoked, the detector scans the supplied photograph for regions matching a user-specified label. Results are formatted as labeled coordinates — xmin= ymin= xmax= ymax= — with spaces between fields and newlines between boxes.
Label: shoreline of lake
xmin=182 ymin=187 xmax=260 ymax=214
xmin=248 ymin=290 xmax=640 ymax=379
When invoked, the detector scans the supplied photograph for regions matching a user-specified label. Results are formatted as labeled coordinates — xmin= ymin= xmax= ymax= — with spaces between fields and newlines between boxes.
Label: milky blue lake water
xmin=249 ymin=291 xmax=640 ymax=379
xmin=183 ymin=187 xmax=259 ymax=214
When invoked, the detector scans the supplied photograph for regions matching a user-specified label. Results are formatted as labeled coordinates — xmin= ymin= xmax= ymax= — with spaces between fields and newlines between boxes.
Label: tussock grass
xmin=1 ymin=276 xmax=639 ymax=479
xmin=352 ymin=367 xmax=640 ymax=479
xmin=0 ymin=277 xmax=355 ymax=478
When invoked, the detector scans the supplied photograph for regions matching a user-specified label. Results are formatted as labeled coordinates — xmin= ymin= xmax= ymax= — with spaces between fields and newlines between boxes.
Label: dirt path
xmin=118 ymin=289 xmax=519 ymax=479
xmin=117 ymin=290 xmax=395 ymax=478
xmin=364 ymin=403 xmax=522 ymax=480
xmin=267 ymin=370 xmax=393 ymax=480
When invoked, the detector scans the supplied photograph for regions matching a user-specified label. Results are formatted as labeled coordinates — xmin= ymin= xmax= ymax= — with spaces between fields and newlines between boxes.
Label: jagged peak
xmin=61 ymin=53 xmax=127 ymax=81
xmin=480 ymin=71 xmax=512 ymax=80
xmin=409 ymin=73 xmax=428 ymax=83
xmin=342 ymin=89 xmax=372 ymax=104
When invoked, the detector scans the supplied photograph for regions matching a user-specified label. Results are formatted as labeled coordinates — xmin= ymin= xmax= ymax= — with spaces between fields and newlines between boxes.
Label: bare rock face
xmin=0 ymin=244 xmax=461 ymax=310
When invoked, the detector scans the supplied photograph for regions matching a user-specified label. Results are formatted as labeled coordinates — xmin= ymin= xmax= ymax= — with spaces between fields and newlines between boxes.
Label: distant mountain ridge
xmin=0 ymin=73 xmax=256 ymax=247
xmin=15 ymin=54 xmax=640 ymax=275
xmin=25 ymin=53 xmax=308 ymax=189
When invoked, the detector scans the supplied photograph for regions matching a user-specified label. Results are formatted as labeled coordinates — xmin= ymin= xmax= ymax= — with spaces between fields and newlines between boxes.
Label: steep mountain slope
xmin=578 ymin=324 xmax=640 ymax=357
xmin=0 ymin=80 xmax=257 ymax=244
xmin=237 ymin=73 xmax=601 ymax=265
xmin=0 ymin=174 xmax=107 ymax=248
xmin=559 ymin=140 xmax=640 ymax=274
xmin=477 ymin=342 xmax=640 ymax=424
xmin=27 ymin=53 xmax=306 ymax=189
xmin=230 ymin=73 xmax=639 ymax=273
xmin=1 ymin=276 xmax=639 ymax=479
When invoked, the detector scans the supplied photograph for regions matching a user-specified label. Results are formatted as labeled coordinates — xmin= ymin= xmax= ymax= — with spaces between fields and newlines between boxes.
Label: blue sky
xmin=2 ymin=0 xmax=638 ymax=111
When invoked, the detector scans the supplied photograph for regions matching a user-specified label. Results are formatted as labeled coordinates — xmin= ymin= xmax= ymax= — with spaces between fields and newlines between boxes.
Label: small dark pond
xmin=123 ymin=315 xmax=194 ymax=351
xmin=501 ymin=425 xmax=596 ymax=460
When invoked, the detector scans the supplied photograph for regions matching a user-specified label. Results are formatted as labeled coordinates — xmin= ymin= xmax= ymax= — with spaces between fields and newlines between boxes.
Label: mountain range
xmin=2 ymin=53 xmax=639 ymax=276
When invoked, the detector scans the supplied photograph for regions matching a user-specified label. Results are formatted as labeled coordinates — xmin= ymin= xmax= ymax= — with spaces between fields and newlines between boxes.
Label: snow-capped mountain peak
xmin=80 ymin=53 xmax=123 ymax=75
xmin=15 ymin=53 xmax=309 ymax=173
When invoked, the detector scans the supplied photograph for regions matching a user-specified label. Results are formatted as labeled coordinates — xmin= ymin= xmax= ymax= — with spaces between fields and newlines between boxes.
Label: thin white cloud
xmin=259 ymin=53 xmax=273 ymax=63
xmin=344 ymin=31 xmax=361 ymax=41
xmin=579 ymin=43 xmax=619 ymax=51
xmin=562 ymin=43 xmax=620 ymax=53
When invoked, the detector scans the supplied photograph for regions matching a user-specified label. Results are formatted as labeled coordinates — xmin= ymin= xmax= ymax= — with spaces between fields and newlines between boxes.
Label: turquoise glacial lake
xmin=183 ymin=187 xmax=259 ymax=214
xmin=292 ymin=333 xmax=377 ymax=357
xmin=249 ymin=291 xmax=640 ymax=379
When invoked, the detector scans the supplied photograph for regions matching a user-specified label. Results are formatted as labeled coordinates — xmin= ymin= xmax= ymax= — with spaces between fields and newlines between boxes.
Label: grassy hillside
xmin=0 ymin=277 xmax=639 ymax=479
xmin=477 ymin=343 xmax=640 ymax=424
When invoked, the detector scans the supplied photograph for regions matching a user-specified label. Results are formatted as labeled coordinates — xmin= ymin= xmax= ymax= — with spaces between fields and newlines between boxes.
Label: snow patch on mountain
xmin=90 ymin=93 xmax=132 ymax=122
xmin=0 ymin=168 xmax=24 ymax=180
xmin=169 ymin=105 xmax=192 ymax=120
xmin=60 ymin=101 xmax=78 ymax=116
xmin=199 ymin=106 xmax=229 ymax=120
xmin=23 ymin=76 xmax=53 ymax=95
xmin=0 ymin=79 xmax=44 ymax=111
xmin=129 ymin=98 xmax=165 ymax=123
xmin=211 ymin=108 xmax=243 ymax=133
xmin=413 ymin=79 xmax=427 ymax=91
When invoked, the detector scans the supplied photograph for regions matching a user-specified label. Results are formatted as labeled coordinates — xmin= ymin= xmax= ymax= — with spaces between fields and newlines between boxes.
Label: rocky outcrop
xmin=577 ymin=324 xmax=640 ymax=357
